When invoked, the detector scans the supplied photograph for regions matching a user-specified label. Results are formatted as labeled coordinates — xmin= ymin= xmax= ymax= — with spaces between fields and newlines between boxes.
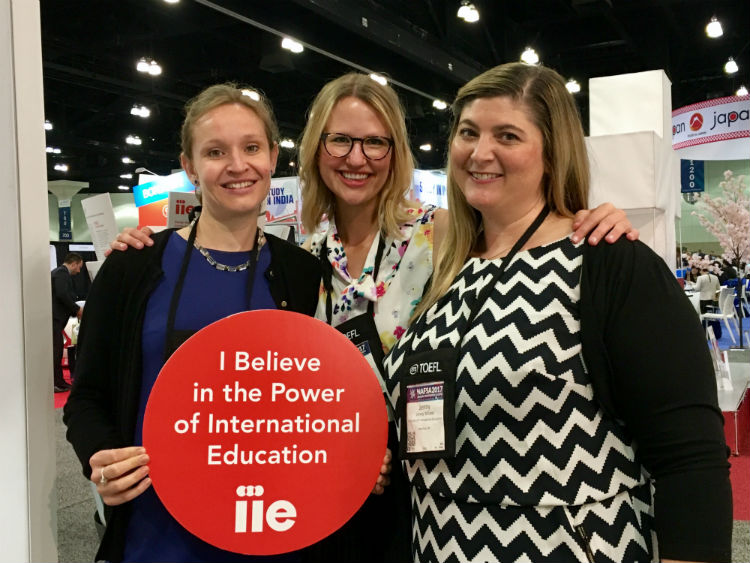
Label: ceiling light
xmin=724 ymin=57 xmax=738 ymax=74
xmin=521 ymin=47 xmax=540 ymax=65
xmin=130 ymin=105 xmax=151 ymax=118
xmin=122 ymin=156 xmax=134 ymax=164
xmin=120 ymin=173 xmax=133 ymax=179
xmin=432 ymin=99 xmax=448 ymax=110
xmin=280 ymin=138 xmax=295 ymax=149
xmin=147 ymin=60 xmax=162 ymax=76
xmin=241 ymin=89 xmax=261 ymax=101
xmin=137 ymin=58 xmax=162 ymax=75
xmin=46 ymin=146 xmax=61 ymax=154
xmin=118 ymin=185 xmax=130 ymax=190
xmin=54 ymin=164 xmax=68 ymax=172
xmin=163 ymin=0 xmax=179 ymax=3
xmin=289 ymin=161 xmax=296 ymax=167
xmin=457 ymin=2 xmax=479 ymax=23
xmin=565 ymin=79 xmax=581 ymax=94
xmin=44 ymin=120 xmax=53 ymax=131
xmin=737 ymin=85 xmax=749 ymax=97
xmin=419 ymin=144 xmax=432 ymax=152
xmin=369 ymin=73 xmax=387 ymax=86
xmin=126 ymin=135 xmax=142 ymax=145
xmin=706 ymin=16 xmax=723 ymax=38
xmin=281 ymin=37 xmax=304 ymax=54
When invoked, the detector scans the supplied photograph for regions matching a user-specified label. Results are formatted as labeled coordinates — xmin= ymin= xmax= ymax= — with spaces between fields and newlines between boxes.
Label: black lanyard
xmin=163 ymin=217 xmax=260 ymax=362
xmin=415 ymin=206 xmax=550 ymax=341
xmin=397 ymin=206 xmax=550 ymax=460
xmin=321 ymin=233 xmax=387 ymax=326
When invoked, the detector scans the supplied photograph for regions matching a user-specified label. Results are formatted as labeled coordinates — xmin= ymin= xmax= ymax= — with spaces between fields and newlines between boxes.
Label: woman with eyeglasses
xmin=110 ymin=72 xmax=638 ymax=563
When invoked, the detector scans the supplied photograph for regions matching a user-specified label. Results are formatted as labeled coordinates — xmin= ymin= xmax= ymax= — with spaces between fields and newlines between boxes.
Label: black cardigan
xmin=580 ymin=239 xmax=732 ymax=563
xmin=63 ymin=230 xmax=321 ymax=563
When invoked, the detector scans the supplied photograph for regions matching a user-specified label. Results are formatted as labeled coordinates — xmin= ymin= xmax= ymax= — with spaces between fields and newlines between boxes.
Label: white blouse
xmin=308 ymin=205 xmax=437 ymax=355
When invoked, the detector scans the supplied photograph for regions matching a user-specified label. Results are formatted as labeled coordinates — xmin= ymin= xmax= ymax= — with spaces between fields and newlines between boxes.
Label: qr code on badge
xmin=407 ymin=431 xmax=415 ymax=450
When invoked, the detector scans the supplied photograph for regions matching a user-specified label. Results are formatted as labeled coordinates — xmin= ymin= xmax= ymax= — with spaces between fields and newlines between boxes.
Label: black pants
xmin=699 ymin=299 xmax=717 ymax=314
xmin=52 ymin=318 xmax=68 ymax=387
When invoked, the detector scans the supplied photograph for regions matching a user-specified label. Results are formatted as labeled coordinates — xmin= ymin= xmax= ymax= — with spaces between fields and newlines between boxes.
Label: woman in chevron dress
xmin=383 ymin=63 xmax=732 ymax=563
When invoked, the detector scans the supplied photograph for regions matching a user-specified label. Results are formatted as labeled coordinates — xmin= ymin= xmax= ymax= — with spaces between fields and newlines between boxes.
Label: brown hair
xmin=416 ymin=62 xmax=590 ymax=318
xmin=63 ymin=252 xmax=83 ymax=265
xmin=180 ymin=83 xmax=279 ymax=161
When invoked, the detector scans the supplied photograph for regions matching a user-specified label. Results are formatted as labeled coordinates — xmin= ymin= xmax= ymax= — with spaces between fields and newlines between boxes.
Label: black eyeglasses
xmin=320 ymin=133 xmax=394 ymax=160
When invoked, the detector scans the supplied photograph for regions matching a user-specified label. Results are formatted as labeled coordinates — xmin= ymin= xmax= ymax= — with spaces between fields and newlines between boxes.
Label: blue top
xmin=124 ymin=232 xmax=298 ymax=563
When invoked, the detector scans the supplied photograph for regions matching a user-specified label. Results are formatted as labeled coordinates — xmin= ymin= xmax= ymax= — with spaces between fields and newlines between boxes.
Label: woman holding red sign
xmin=383 ymin=63 xmax=731 ymax=563
xmin=64 ymin=84 xmax=323 ymax=563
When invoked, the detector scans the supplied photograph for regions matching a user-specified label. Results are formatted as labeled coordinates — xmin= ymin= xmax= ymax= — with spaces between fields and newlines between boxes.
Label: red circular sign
xmin=143 ymin=310 xmax=388 ymax=555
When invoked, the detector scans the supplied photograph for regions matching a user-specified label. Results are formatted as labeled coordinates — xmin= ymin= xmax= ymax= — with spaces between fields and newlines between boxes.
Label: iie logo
xmin=234 ymin=485 xmax=297 ymax=533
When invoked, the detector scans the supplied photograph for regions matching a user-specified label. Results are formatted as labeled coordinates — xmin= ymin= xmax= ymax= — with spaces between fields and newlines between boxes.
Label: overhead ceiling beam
xmin=43 ymin=62 xmax=189 ymax=106
xmin=284 ymin=0 xmax=483 ymax=83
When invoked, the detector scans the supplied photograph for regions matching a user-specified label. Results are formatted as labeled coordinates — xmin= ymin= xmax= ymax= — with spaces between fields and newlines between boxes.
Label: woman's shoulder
xmin=265 ymin=232 xmax=321 ymax=270
xmin=101 ymin=228 xmax=175 ymax=270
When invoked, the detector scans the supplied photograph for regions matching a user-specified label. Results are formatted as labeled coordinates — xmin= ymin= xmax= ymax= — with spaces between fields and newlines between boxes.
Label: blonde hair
xmin=181 ymin=83 xmax=279 ymax=161
xmin=298 ymin=73 xmax=414 ymax=238
xmin=415 ymin=62 xmax=590 ymax=318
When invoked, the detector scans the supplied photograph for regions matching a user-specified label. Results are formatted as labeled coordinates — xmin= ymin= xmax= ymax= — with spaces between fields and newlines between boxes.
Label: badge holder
xmin=398 ymin=348 xmax=457 ymax=460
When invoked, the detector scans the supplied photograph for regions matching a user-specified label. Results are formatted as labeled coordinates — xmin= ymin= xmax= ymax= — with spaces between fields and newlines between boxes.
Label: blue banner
xmin=58 ymin=206 xmax=72 ymax=240
xmin=680 ymin=159 xmax=705 ymax=193
xmin=133 ymin=171 xmax=195 ymax=207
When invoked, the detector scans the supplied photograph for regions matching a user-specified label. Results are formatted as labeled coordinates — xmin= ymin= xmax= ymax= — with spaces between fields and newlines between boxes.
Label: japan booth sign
xmin=143 ymin=310 xmax=388 ymax=555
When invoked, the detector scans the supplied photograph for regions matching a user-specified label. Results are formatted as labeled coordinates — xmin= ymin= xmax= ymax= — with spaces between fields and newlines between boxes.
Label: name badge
xmin=405 ymin=381 xmax=445 ymax=453
xmin=335 ymin=313 xmax=393 ymax=421
xmin=397 ymin=349 xmax=457 ymax=460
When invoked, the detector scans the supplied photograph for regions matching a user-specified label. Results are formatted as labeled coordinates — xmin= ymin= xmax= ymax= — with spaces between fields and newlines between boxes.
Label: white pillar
xmin=0 ymin=0 xmax=57 ymax=561
xmin=49 ymin=180 xmax=88 ymax=242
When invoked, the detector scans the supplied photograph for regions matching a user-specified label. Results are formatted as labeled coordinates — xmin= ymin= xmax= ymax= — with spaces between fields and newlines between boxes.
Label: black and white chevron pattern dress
xmin=384 ymin=238 xmax=656 ymax=563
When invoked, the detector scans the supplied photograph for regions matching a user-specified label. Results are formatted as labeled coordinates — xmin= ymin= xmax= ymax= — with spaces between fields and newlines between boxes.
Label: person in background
xmin=719 ymin=260 xmax=737 ymax=285
xmin=695 ymin=266 xmax=721 ymax=313
xmin=64 ymin=84 xmax=326 ymax=563
xmin=384 ymin=62 xmax=731 ymax=563
xmin=110 ymin=72 xmax=640 ymax=563
xmin=685 ymin=265 xmax=700 ymax=284
xmin=51 ymin=252 xmax=83 ymax=392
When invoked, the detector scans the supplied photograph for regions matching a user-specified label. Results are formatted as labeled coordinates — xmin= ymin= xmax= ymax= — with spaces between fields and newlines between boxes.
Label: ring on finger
xmin=100 ymin=466 xmax=109 ymax=485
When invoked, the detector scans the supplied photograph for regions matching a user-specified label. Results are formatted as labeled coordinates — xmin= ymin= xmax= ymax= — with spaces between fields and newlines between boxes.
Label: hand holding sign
xmin=89 ymin=446 xmax=152 ymax=506
xmin=371 ymin=448 xmax=392 ymax=495
xmin=143 ymin=310 xmax=388 ymax=555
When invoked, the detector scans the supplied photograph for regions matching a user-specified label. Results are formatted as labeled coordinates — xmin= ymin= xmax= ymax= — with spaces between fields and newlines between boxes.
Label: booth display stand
xmin=586 ymin=70 xmax=678 ymax=266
